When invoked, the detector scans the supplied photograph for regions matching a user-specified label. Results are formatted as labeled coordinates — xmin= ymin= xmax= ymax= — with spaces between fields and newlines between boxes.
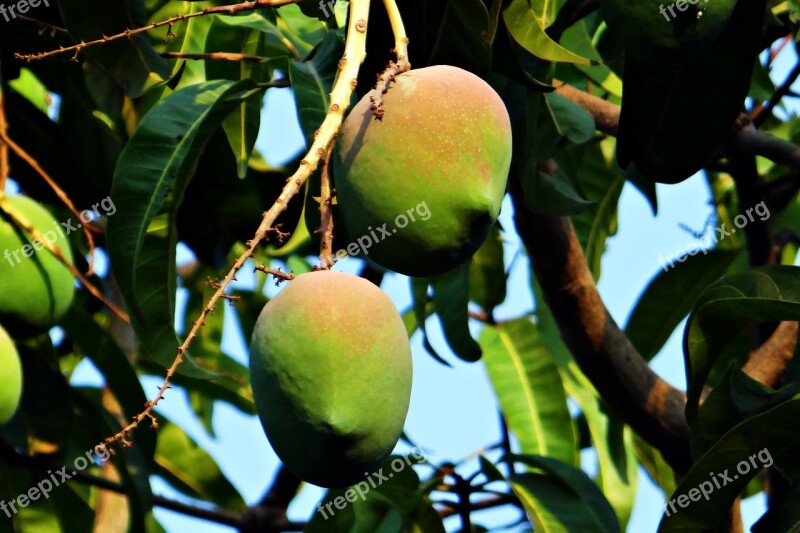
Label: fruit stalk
xmin=96 ymin=0 xmax=373 ymax=453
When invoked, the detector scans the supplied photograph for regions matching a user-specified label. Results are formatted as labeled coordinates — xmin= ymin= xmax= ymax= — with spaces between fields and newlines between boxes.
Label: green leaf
xmin=522 ymin=170 xmax=594 ymax=216
xmin=58 ymin=0 xmax=172 ymax=98
xmin=289 ymin=32 xmax=345 ymax=146
xmin=544 ymin=92 xmax=595 ymax=144
xmin=508 ymin=454 xmax=620 ymax=533
xmin=616 ymin=0 xmax=766 ymax=183
xmin=659 ymin=396 xmax=800 ymax=531
xmin=480 ymin=318 xmax=577 ymax=465
xmin=429 ymin=0 xmax=491 ymax=76
xmin=205 ymin=17 xmax=270 ymax=177
xmin=431 ymin=262 xmax=482 ymax=362
xmin=533 ymin=277 xmax=638 ymax=527
xmin=626 ymin=249 xmax=740 ymax=361
xmin=108 ymin=80 xmax=263 ymax=378
xmin=468 ymin=227 xmax=507 ymax=314
xmin=154 ymin=418 xmax=246 ymax=511
xmin=503 ymin=0 xmax=591 ymax=65
xmin=684 ymin=266 xmax=800 ymax=422
xmin=410 ymin=278 xmax=451 ymax=366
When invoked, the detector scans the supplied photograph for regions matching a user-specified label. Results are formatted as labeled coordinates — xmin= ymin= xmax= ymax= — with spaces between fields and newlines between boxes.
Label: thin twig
xmin=318 ymin=143 xmax=335 ymax=269
xmin=752 ymin=53 xmax=800 ymax=127
xmin=14 ymin=0 xmax=304 ymax=62
xmin=97 ymin=0 xmax=372 ymax=453
xmin=0 ymin=194 xmax=130 ymax=323
xmin=0 ymin=131 xmax=97 ymax=275
xmin=369 ymin=0 xmax=411 ymax=119
xmin=255 ymin=265 xmax=296 ymax=285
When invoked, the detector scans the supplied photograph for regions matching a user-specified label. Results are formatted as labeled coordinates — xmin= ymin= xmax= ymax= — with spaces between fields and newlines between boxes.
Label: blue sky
xmin=61 ymin=43 xmax=800 ymax=532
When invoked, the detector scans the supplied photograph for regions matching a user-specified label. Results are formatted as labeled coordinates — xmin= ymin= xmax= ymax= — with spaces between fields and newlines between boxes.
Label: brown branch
xmin=160 ymin=51 xmax=268 ymax=62
xmin=0 ymin=130 xmax=98 ymax=275
xmin=553 ymin=79 xmax=618 ymax=135
xmin=318 ymin=143 xmax=335 ymax=269
xmin=369 ymin=60 xmax=411 ymax=120
xmin=255 ymin=265 xmax=296 ymax=285
xmin=742 ymin=321 xmax=799 ymax=388
xmin=14 ymin=0 xmax=303 ymax=62
xmin=95 ymin=0 xmax=371 ymax=454
xmin=510 ymin=185 xmax=692 ymax=473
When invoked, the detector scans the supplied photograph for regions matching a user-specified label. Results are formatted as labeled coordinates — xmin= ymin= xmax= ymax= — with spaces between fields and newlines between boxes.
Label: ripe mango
xmin=599 ymin=0 xmax=737 ymax=65
xmin=0 ymin=324 xmax=23 ymax=424
xmin=0 ymin=195 xmax=75 ymax=337
xmin=333 ymin=65 xmax=512 ymax=277
xmin=249 ymin=271 xmax=412 ymax=488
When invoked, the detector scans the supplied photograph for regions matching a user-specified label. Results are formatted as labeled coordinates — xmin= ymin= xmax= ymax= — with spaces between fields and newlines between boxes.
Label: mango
xmin=598 ymin=0 xmax=737 ymax=65
xmin=333 ymin=65 xmax=512 ymax=277
xmin=249 ymin=270 xmax=412 ymax=488
xmin=0 ymin=324 xmax=23 ymax=424
xmin=0 ymin=195 xmax=75 ymax=337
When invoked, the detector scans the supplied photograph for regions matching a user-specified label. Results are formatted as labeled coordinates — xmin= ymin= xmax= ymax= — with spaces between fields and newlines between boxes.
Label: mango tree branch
xmin=742 ymin=321 xmax=799 ymax=388
xmin=510 ymin=186 xmax=693 ymax=472
xmin=96 ymin=0 xmax=372 ymax=454
xmin=14 ymin=0 xmax=303 ymax=62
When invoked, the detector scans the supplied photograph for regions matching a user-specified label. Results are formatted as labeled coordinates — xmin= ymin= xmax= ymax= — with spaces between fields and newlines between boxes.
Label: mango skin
xmin=333 ymin=65 xmax=512 ymax=277
xmin=598 ymin=0 xmax=737 ymax=66
xmin=0 ymin=196 xmax=75 ymax=337
xmin=0 ymin=324 xmax=23 ymax=424
xmin=249 ymin=271 xmax=412 ymax=488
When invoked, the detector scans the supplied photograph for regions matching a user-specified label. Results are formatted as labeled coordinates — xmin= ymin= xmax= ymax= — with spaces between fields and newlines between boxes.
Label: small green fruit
xmin=598 ymin=0 xmax=737 ymax=65
xmin=249 ymin=271 xmax=412 ymax=488
xmin=333 ymin=65 xmax=512 ymax=277
xmin=0 ymin=195 xmax=75 ymax=337
xmin=0 ymin=324 xmax=23 ymax=424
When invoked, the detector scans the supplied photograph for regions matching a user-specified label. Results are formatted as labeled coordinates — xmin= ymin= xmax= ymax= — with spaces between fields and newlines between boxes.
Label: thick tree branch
xmin=742 ymin=321 xmax=799 ymax=388
xmin=510 ymin=186 xmax=692 ymax=473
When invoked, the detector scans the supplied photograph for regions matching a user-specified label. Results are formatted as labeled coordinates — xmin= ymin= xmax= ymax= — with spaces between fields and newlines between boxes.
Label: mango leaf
xmin=431 ymin=262 xmax=482 ymax=362
xmin=429 ymin=0 xmax=491 ymax=76
xmin=205 ymin=17 xmax=270 ymax=177
xmin=626 ymin=249 xmax=740 ymax=361
xmin=108 ymin=80 xmax=264 ymax=378
xmin=684 ymin=266 xmax=800 ymax=423
xmin=481 ymin=318 xmax=577 ymax=465
xmin=533 ymin=277 xmax=638 ymax=527
xmin=503 ymin=0 xmax=591 ymax=65
xmin=410 ymin=278 xmax=451 ymax=367
xmin=659 ymin=396 xmax=800 ymax=531
xmin=289 ymin=32 xmax=345 ymax=146
xmin=507 ymin=454 xmax=620 ymax=533
xmin=544 ymin=92 xmax=595 ymax=144
xmin=616 ymin=0 xmax=766 ymax=183
xmin=154 ymin=419 xmax=246 ymax=511
xmin=58 ymin=0 xmax=172 ymax=98
xmin=634 ymin=435 xmax=677 ymax=498
xmin=468 ymin=226 xmax=507 ymax=314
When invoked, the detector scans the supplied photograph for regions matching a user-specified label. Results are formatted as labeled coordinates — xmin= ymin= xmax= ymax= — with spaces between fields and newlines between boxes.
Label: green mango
xmin=0 ymin=324 xmax=23 ymax=424
xmin=249 ymin=271 xmax=412 ymax=488
xmin=0 ymin=195 xmax=75 ymax=337
xmin=333 ymin=65 xmax=512 ymax=278
xmin=598 ymin=0 xmax=738 ymax=65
